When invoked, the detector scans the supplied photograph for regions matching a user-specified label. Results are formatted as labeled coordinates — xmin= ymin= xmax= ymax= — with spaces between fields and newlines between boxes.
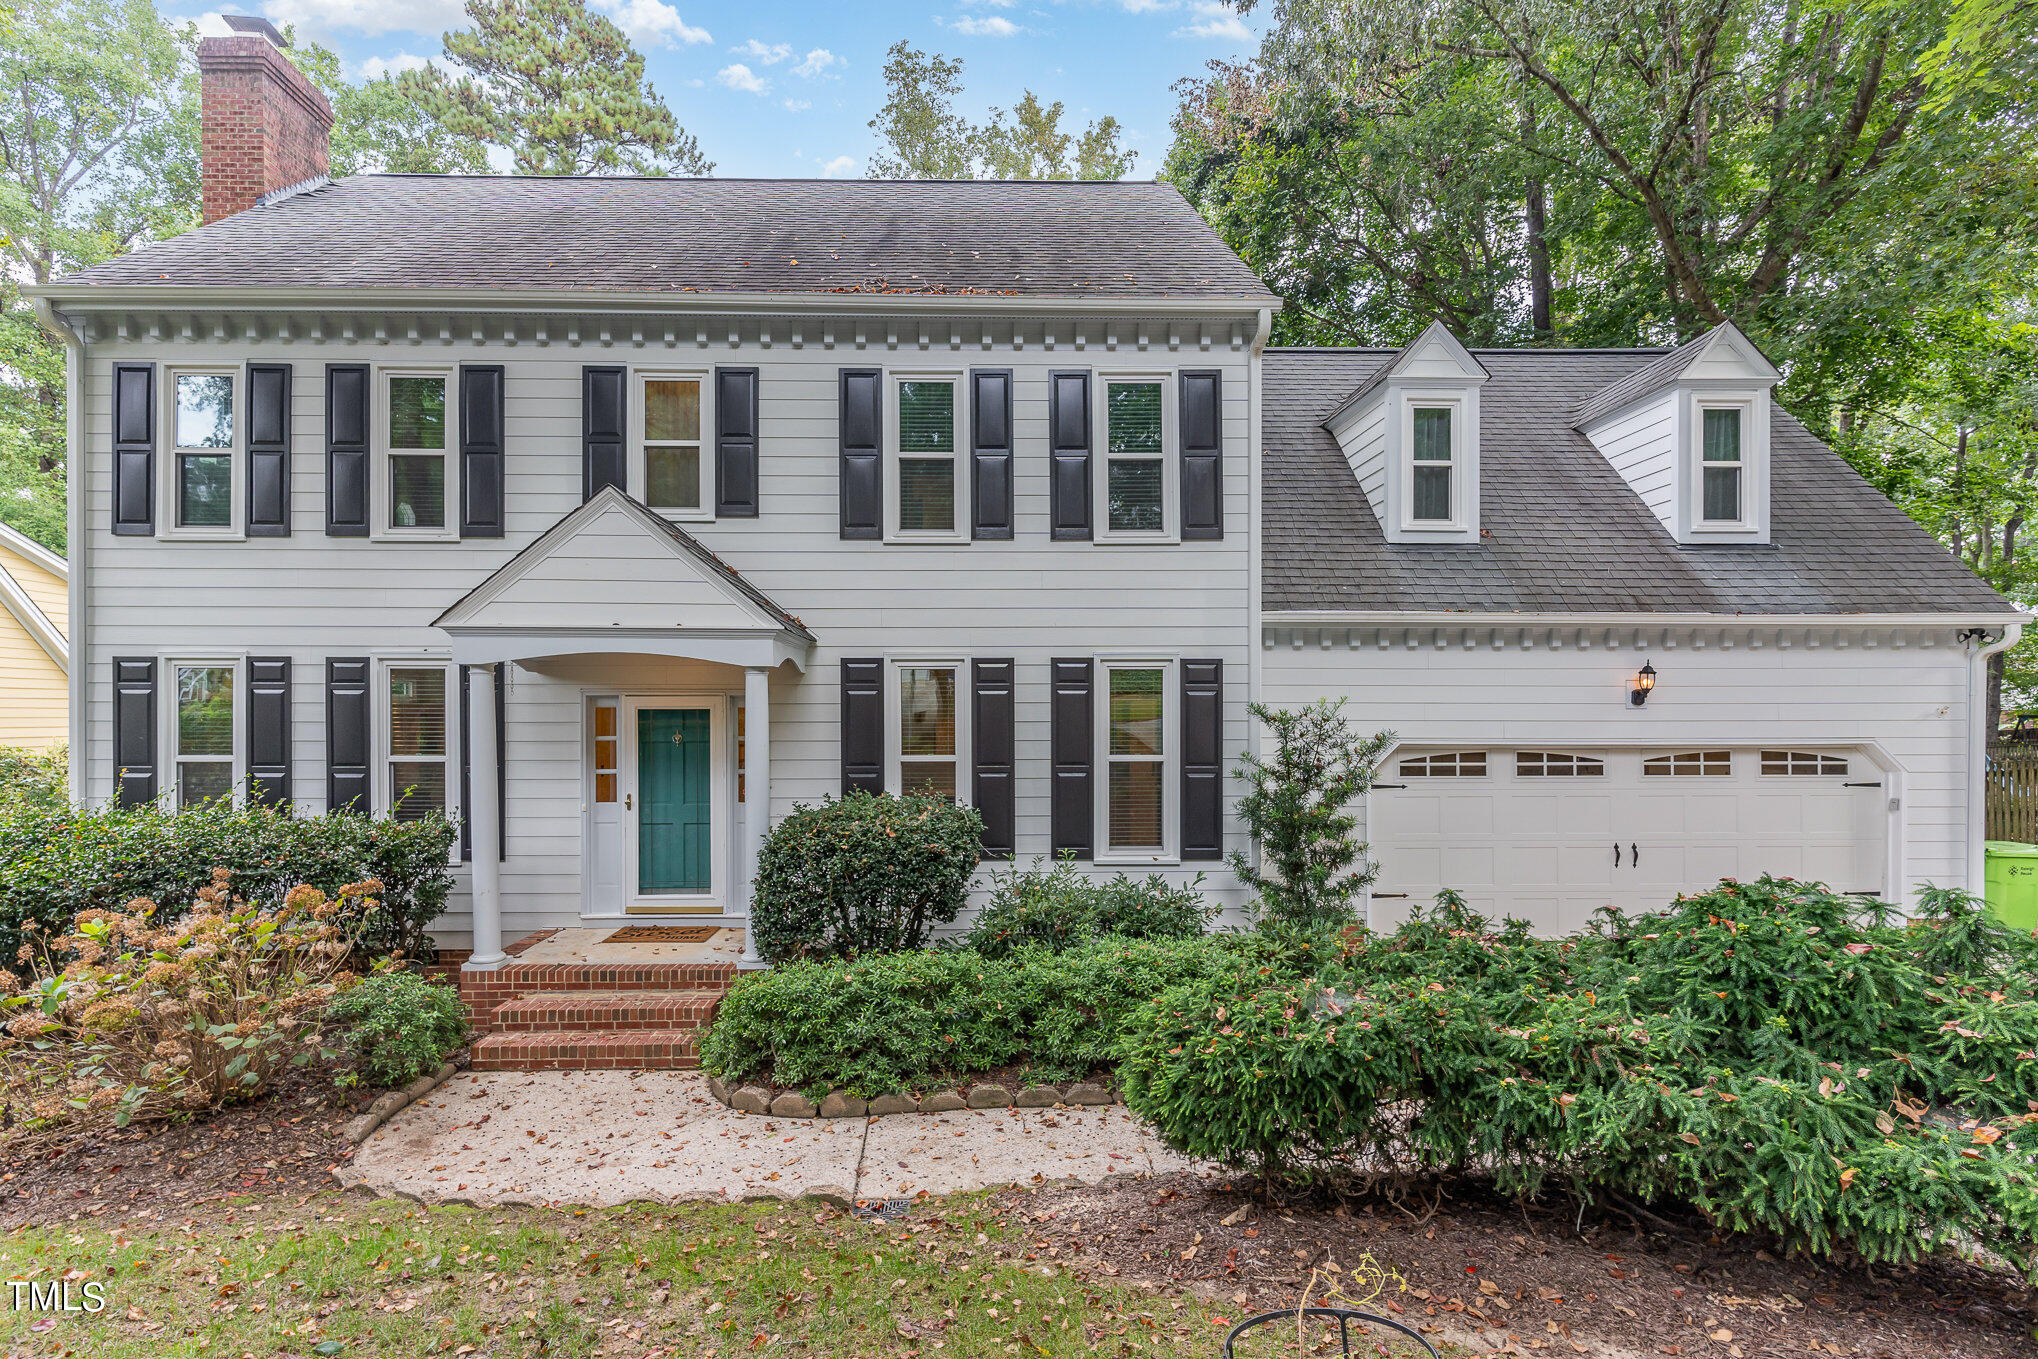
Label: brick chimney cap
xmin=222 ymin=14 xmax=288 ymax=47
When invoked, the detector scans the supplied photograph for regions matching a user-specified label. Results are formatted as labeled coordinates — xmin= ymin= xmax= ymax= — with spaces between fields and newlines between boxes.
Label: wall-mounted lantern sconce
xmin=1630 ymin=661 xmax=1657 ymax=707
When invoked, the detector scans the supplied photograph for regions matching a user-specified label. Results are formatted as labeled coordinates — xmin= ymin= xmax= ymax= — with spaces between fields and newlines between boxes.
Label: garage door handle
xmin=1843 ymin=781 xmax=1882 ymax=788
xmin=1613 ymin=842 xmax=1621 ymax=867
xmin=1631 ymin=843 xmax=1639 ymax=866
xmin=1371 ymin=892 xmax=1409 ymax=900
xmin=1371 ymin=783 xmax=1407 ymax=790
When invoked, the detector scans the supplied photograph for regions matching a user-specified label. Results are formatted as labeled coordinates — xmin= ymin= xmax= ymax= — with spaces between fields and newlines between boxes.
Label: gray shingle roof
xmin=1567 ymin=332 xmax=1711 ymax=428
xmin=54 ymin=175 xmax=1276 ymax=302
xmin=1265 ymin=348 xmax=2014 ymax=616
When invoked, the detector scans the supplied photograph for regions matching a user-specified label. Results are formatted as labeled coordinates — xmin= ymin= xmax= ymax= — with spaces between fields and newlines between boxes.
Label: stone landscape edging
xmin=341 ymin=1061 xmax=460 ymax=1144
xmin=704 ymin=1073 xmax=1119 ymax=1119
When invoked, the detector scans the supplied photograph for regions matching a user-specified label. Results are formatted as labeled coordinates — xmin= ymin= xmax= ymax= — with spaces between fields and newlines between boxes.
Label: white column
xmin=464 ymin=664 xmax=507 ymax=970
xmin=742 ymin=665 xmax=771 ymax=967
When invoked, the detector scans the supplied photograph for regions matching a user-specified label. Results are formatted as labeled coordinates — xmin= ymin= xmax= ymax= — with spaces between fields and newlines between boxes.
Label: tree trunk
xmin=1519 ymin=79 xmax=1554 ymax=339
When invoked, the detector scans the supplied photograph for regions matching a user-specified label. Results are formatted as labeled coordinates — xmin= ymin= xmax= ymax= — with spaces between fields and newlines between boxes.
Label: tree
xmin=867 ymin=40 xmax=1136 ymax=181
xmin=0 ymin=0 xmax=197 ymax=551
xmin=1229 ymin=700 xmax=1393 ymax=933
xmin=287 ymin=42 xmax=490 ymax=176
xmin=402 ymin=0 xmax=710 ymax=176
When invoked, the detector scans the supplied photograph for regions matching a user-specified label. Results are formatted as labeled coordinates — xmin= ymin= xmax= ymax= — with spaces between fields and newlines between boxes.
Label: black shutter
xmin=326 ymin=657 xmax=371 ymax=814
xmin=1050 ymin=658 xmax=1093 ymax=859
xmin=1181 ymin=659 xmax=1224 ymax=860
xmin=1048 ymin=371 xmax=1091 ymax=540
xmin=324 ymin=364 xmax=369 ymax=536
xmin=245 ymin=363 xmax=292 ymax=537
xmin=459 ymin=664 xmax=507 ymax=863
xmin=839 ymin=368 xmax=882 ymax=540
xmin=1180 ymin=371 xmax=1223 ymax=541
xmin=840 ymin=657 xmax=884 ymax=794
xmin=581 ymin=366 xmax=626 ymax=501
xmin=459 ymin=364 xmax=506 ymax=537
xmin=247 ymin=657 xmax=292 ymax=806
xmin=111 ymin=364 xmax=155 ymax=536
xmin=970 ymin=369 xmax=1014 ymax=540
xmin=972 ymin=658 xmax=1016 ymax=859
xmin=715 ymin=366 xmax=760 ymax=518
xmin=111 ymin=657 xmax=157 ymax=807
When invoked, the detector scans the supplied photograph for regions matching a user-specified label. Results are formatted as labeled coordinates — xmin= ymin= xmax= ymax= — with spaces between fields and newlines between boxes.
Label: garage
xmin=1366 ymin=746 xmax=1889 ymax=935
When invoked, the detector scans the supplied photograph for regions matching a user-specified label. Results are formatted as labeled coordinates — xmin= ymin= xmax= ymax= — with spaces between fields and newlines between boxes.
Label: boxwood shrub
xmin=963 ymin=855 xmax=1213 ymax=958
xmin=0 ymin=800 xmax=457 ymax=963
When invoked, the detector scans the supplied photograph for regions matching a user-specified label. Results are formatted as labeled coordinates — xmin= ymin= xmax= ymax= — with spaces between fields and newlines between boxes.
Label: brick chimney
xmin=197 ymin=16 xmax=334 ymax=224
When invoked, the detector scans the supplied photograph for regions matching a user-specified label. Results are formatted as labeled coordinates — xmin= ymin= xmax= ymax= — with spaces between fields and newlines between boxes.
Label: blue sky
xmin=175 ymin=0 xmax=1266 ymax=179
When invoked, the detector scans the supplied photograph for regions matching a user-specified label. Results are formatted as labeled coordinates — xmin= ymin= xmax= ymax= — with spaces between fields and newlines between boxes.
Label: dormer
xmin=1572 ymin=322 xmax=1780 ymax=545
xmin=1322 ymin=320 xmax=1489 ymax=544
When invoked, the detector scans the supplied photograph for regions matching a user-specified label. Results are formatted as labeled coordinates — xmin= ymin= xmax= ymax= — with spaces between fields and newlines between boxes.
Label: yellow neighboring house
xmin=0 ymin=521 xmax=68 ymax=748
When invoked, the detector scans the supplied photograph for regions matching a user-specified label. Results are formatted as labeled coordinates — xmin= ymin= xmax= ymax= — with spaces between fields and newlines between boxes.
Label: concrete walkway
xmin=338 ymin=1071 xmax=1208 ymax=1208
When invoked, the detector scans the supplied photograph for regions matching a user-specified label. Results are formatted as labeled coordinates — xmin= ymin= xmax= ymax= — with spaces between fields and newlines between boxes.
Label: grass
xmin=0 ymin=1193 xmax=1247 ymax=1357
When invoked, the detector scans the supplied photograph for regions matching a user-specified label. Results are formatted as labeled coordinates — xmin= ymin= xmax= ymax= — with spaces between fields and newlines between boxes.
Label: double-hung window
xmin=380 ymin=371 xmax=452 ymax=538
xmin=1410 ymin=406 xmax=1455 ymax=522
xmin=1100 ymin=376 xmax=1173 ymax=539
xmin=164 ymin=369 xmax=239 ymax=536
xmin=888 ymin=376 xmax=962 ymax=540
xmin=1099 ymin=661 xmax=1174 ymax=860
xmin=169 ymin=659 xmax=239 ymax=805
xmin=891 ymin=662 xmax=968 ymax=799
xmin=1700 ymin=407 xmax=1743 ymax=524
xmin=383 ymin=661 xmax=455 ymax=822
xmin=635 ymin=372 xmax=711 ymax=520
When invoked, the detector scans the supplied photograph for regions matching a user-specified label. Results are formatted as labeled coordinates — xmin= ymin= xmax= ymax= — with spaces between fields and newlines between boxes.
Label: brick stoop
xmin=455 ymin=957 xmax=737 ymax=1071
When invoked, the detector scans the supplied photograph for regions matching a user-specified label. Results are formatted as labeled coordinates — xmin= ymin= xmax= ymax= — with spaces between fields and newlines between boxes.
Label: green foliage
xmin=1229 ymin=699 xmax=1392 ymax=932
xmin=1119 ymin=876 xmax=2038 ymax=1276
xmin=284 ymin=40 xmax=490 ymax=176
xmin=701 ymin=935 xmax=1249 ymax=1098
xmin=0 ymin=800 xmax=457 ymax=964
xmin=964 ymin=855 xmax=1212 ymax=958
xmin=399 ymin=0 xmax=711 ymax=176
xmin=0 ymin=743 xmax=66 ymax=813
xmin=867 ymin=40 xmax=1135 ymax=181
xmin=749 ymin=792 xmax=983 ymax=964
xmin=326 ymin=971 xmax=469 ymax=1088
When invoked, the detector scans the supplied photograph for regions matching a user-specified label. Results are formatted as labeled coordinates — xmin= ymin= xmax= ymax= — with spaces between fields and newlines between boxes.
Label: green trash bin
xmin=1983 ymin=841 xmax=2038 ymax=932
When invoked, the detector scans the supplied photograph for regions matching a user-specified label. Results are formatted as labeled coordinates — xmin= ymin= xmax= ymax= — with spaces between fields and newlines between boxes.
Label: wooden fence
xmin=1986 ymin=744 xmax=2038 ymax=843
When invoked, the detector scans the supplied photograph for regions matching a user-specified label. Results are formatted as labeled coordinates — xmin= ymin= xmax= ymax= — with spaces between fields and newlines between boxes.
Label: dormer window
xmin=1410 ymin=406 xmax=1455 ymax=521
xmin=1321 ymin=320 xmax=1487 ymax=545
xmin=1701 ymin=407 xmax=1743 ymax=523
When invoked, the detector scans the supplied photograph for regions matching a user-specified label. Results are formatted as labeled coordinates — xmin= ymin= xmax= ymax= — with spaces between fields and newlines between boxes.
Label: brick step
xmin=488 ymin=990 xmax=720 ymax=1033
xmin=471 ymin=1029 xmax=704 ymax=1071
xmin=464 ymin=961 xmax=739 ymax=996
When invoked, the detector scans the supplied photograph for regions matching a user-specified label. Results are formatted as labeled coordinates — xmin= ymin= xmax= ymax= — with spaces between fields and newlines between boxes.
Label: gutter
xmin=1264 ymin=609 xmax=2031 ymax=629
xmin=1968 ymin=624 xmax=2025 ymax=893
xmin=29 ymin=297 xmax=85 ymax=801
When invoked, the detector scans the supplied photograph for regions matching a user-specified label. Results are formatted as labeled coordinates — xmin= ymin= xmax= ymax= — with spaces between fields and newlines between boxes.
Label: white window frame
xmin=376 ymin=657 xmax=461 ymax=835
xmin=159 ymin=366 xmax=244 ymax=540
xmin=885 ymin=372 xmax=967 ymax=543
xmin=1694 ymin=401 xmax=1750 ymax=528
xmin=374 ymin=367 xmax=458 ymax=543
xmin=1399 ymin=395 xmax=1467 ymax=532
xmin=884 ymin=658 xmax=972 ymax=801
xmin=1094 ymin=657 xmax=1179 ymax=865
xmin=1093 ymin=371 xmax=1179 ymax=544
xmin=631 ymin=367 xmax=715 ymax=523
xmin=161 ymin=654 xmax=245 ymax=807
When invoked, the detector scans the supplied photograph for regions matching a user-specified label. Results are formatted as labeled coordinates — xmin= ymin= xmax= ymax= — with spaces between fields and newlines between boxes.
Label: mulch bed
xmin=995 ymin=1171 xmax=2036 ymax=1359
xmin=0 ymin=1063 xmax=365 ymax=1233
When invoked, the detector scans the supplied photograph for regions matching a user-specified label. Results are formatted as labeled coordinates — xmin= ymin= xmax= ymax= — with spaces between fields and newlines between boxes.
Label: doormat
xmin=603 ymin=926 xmax=722 ymax=944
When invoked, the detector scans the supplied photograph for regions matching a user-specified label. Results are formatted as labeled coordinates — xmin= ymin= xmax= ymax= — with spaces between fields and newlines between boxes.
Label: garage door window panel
xmin=1643 ymin=751 xmax=1731 ymax=777
xmin=1761 ymin=750 xmax=1848 ymax=776
xmin=1399 ymin=751 xmax=1487 ymax=777
xmin=1515 ymin=751 xmax=1604 ymax=777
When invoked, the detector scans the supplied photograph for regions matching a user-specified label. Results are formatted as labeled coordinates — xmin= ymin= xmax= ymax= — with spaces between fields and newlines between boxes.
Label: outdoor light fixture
xmin=1631 ymin=661 xmax=1657 ymax=707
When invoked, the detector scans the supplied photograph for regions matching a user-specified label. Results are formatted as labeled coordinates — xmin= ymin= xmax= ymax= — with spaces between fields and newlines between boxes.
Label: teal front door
xmin=637 ymin=707 xmax=712 ymax=894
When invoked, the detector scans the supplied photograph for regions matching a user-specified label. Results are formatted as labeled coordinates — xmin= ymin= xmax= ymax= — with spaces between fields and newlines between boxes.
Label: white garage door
xmin=1367 ymin=746 xmax=1888 ymax=935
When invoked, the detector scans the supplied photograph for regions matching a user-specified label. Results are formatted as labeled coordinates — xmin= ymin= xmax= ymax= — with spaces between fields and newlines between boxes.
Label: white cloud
xmin=716 ymin=63 xmax=769 ymax=94
xmin=591 ymin=0 xmax=711 ymax=48
xmin=259 ymin=0 xmax=466 ymax=39
xmin=354 ymin=51 xmax=433 ymax=80
xmin=192 ymin=12 xmax=236 ymax=36
xmin=946 ymin=14 xmax=1020 ymax=36
xmin=782 ymin=97 xmax=812 ymax=112
xmin=791 ymin=48 xmax=841 ymax=78
xmin=962 ymin=0 xmax=1017 ymax=6
xmin=1120 ymin=0 xmax=1176 ymax=11
xmin=734 ymin=38 xmax=793 ymax=64
xmin=1174 ymin=1 xmax=1252 ymax=41
xmin=819 ymin=155 xmax=858 ymax=177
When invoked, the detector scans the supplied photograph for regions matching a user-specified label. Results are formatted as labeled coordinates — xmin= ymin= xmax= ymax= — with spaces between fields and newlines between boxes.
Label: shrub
xmin=1229 ymin=700 xmax=1392 ymax=932
xmin=0 ymin=871 xmax=368 ymax=1144
xmin=1119 ymin=876 xmax=2038 ymax=1278
xmin=701 ymin=934 xmax=1254 ymax=1097
xmin=964 ymin=854 xmax=1212 ymax=958
xmin=327 ymin=971 xmax=469 ymax=1088
xmin=749 ymin=791 xmax=983 ymax=963
xmin=0 ymin=744 xmax=66 ymax=813
xmin=0 ymin=800 xmax=457 ymax=964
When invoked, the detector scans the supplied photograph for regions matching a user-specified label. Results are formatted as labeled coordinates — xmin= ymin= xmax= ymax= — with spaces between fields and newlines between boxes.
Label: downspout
xmin=1243 ymin=306 xmax=1273 ymax=923
xmin=30 ymin=297 xmax=85 ymax=805
xmin=1967 ymin=622 xmax=2024 ymax=892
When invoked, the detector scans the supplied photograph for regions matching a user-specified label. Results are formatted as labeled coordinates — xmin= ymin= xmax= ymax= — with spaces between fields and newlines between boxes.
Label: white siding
xmin=1581 ymin=388 xmax=1677 ymax=532
xmin=1262 ymin=630 xmax=1977 ymax=905
xmin=1335 ymin=394 xmax=1389 ymax=522
xmin=75 ymin=315 xmax=1259 ymax=946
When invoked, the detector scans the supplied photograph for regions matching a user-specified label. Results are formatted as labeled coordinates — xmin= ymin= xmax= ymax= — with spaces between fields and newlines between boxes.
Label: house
xmin=23 ymin=19 xmax=2020 ymax=1007
xmin=0 ymin=521 xmax=69 ymax=750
